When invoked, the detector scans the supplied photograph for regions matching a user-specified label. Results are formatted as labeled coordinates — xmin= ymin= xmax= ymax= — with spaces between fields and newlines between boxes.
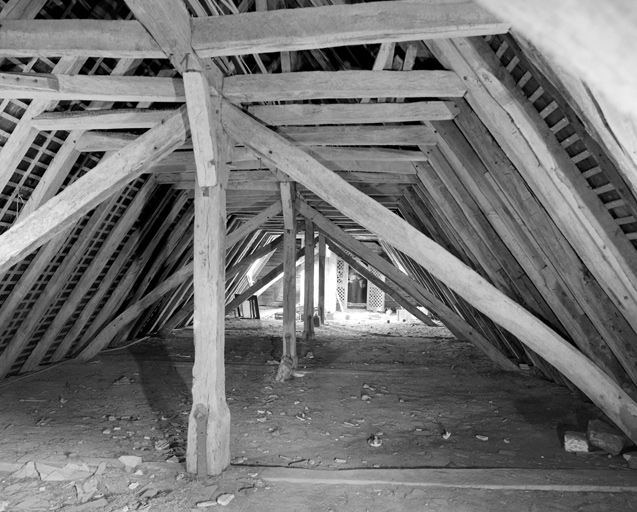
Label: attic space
xmin=1 ymin=0 xmax=637 ymax=509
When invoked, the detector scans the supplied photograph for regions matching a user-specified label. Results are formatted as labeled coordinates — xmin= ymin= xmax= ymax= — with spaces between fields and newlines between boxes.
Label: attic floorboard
xmin=0 ymin=316 xmax=634 ymax=511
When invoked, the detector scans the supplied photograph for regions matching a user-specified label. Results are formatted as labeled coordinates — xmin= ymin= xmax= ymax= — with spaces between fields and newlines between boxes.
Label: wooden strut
xmin=219 ymin=99 xmax=637 ymax=444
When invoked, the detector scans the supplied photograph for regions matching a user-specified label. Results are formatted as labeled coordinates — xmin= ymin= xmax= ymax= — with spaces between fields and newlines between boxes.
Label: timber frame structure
xmin=0 ymin=0 xmax=636 ymax=475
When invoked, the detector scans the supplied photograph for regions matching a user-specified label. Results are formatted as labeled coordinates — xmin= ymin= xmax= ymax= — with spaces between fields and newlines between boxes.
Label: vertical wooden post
xmin=318 ymin=233 xmax=326 ymax=324
xmin=184 ymin=55 xmax=230 ymax=475
xmin=280 ymin=181 xmax=297 ymax=366
xmin=302 ymin=219 xmax=316 ymax=346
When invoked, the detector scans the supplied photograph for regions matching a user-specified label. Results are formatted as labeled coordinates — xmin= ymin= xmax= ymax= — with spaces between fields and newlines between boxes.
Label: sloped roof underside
xmin=0 ymin=0 xmax=636 ymax=438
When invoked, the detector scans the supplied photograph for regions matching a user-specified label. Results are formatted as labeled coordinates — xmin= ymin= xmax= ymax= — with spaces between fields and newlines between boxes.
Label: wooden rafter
xmin=0 ymin=70 xmax=466 ymax=102
xmin=426 ymin=38 xmax=637 ymax=336
xmin=0 ymin=108 xmax=189 ymax=276
xmin=219 ymin=99 xmax=637 ymax=444
xmin=0 ymin=2 xmax=507 ymax=59
xmin=32 ymin=102 xmax=458 ymax=130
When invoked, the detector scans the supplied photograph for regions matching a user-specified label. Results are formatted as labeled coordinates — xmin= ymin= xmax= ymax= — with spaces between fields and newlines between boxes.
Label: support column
xmin=302 ymin=219 xmax=316 ymax=348
xmin=184 ymin=56 xmax=230 ymax=476
xmin=280 ymin=181 xmax=297 ymax=366
xmin=318 ymin=233 xmax=326 ymax=324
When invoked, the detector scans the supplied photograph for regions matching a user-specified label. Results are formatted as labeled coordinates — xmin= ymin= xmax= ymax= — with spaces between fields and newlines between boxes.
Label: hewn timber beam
xmin=248 ymin=101 xmax=459 ymax=125
xmin=32 ymin=102 xmax=457 ymax=131
xmin=223 ymin=70 xmax=465 ymax=102
xmin=219 ymin=98 xmax=637 ymax=444
xmin=473 ymin=0 xmax=637 ymax=126
xmin=0 ymin=19 xmax=164 ymax=58
xmin=192 ymin=1 xmax=508 ymax=57
xmin=0 ymin=3 xmax=507 ymax=59
xmin=76 ymin=135 xmax=427 ymax=171
xmin=0 ymin=70 xmax=465 ymax=102
xmin=0 ymin=107 xmax=189 ymax=276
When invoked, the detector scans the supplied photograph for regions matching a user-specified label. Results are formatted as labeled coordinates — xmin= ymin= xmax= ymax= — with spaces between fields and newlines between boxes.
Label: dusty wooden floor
xmin=1 ymin=312 xmax=636 ymax=511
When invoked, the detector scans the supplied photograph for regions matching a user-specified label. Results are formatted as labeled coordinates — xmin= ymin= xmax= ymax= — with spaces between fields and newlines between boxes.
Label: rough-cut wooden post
xmin=184 ymin=56 xmax=230 ymax=476
xmin=302 ymin=219 xmax=316 ymax=346
xmin=280 ymin=180 xmax=297 ymax=366
xmin=318 ymin=233 xmax=326 ymax=324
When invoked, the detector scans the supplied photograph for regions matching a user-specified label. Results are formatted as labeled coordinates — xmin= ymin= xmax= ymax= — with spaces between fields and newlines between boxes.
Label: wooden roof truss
xmin=0 ymin=0 xmax=636 ymax=474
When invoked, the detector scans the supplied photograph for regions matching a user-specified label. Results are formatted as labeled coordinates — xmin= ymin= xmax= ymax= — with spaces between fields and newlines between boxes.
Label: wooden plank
xmin=472 ymin=0 xmax=637 ymax=125
xmin=0 ymin=107 xmax=189 ymax=276
xmin=302 ymin=219 xmax=315 ymax=343
xmin=0 ymin=19 xmax=164 ymax=58
xmin=0 ymin=70 xmax=464 ymax=102
xmin=187 ymin=177 xmax=230 ymax=475
xmin=220 ymin=100 xmax=637 ymax=443
xmin=192 ymin=1 xmax=508 ymax=57
xmin=248 ymin=101 xmax=459 ymax=125
xmin=224 ymin=70 xmax=465 ymax=102
xmin=259 ymin=467 xmax=637 ymax=492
